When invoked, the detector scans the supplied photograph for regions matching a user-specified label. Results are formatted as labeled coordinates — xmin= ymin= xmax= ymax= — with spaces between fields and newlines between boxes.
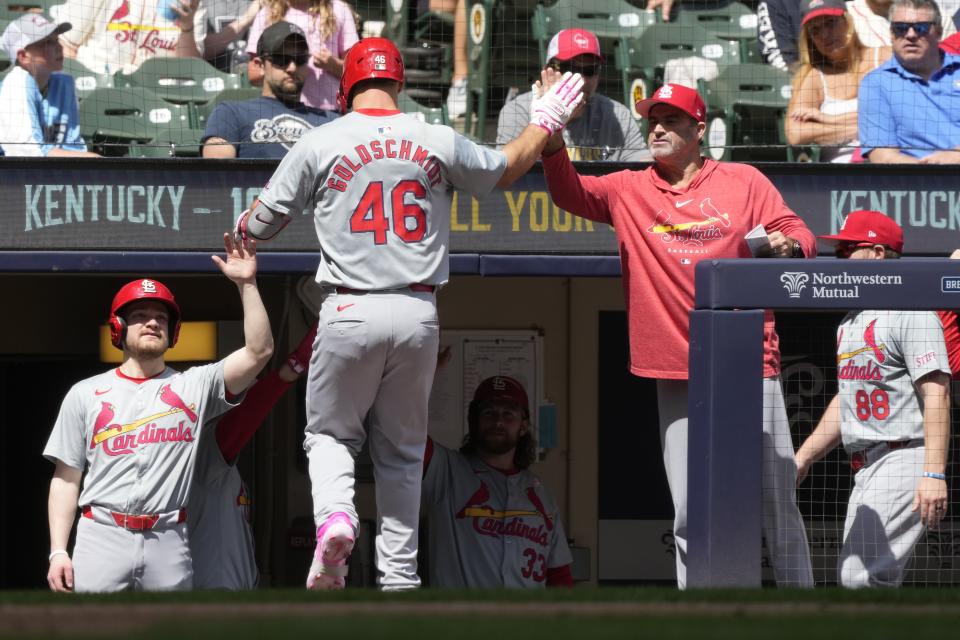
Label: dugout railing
xmin=688 ymin=258 xmax=960 ymax=587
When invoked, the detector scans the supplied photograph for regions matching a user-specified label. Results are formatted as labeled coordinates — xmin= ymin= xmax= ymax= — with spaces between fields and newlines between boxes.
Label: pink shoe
xmin=306 ymin=512 xmax=355 ymax=590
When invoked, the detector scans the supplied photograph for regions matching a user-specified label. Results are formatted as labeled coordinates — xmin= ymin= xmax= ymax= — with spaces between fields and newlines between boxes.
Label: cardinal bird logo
xmin=456 ymin=482 xmax=491 ymax=519
xmin=108 ymin=0 xmax=130 ymax=23
xmin=862 ymin=319 xmax=886 ymax=364
xmin=526 ymin=487 xmax=554 ymax=531
xmin=159 ymin=385 xmax=198 ymax=423
xmin=90 ymin=402 xmax=117 ymax=449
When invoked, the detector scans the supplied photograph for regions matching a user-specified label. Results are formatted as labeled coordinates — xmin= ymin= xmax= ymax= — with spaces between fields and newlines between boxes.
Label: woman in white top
xmin=786 ymin=0 xmax=890 ymax=163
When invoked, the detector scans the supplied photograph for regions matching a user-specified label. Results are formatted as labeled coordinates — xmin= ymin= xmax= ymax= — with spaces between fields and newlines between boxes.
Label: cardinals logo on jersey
xmin=837 ymin=319 xmax=886 ymax=381
xmin=88 ymin=384 xmax=198 ymax=456
xmin=455 ymin=478 xmax=553 ymax=545
xmin=647 ymin=197 xmax=731 ymax=247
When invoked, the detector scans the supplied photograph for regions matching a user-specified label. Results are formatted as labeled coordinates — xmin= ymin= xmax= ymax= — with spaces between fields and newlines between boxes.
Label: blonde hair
xmin=267 ymin=0 xmax=339 ymax=42
xmin=792 ymin=13 xmax=867 ymax=95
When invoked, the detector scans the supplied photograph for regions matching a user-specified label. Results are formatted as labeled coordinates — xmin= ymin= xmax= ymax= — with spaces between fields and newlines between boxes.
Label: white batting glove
xmin=529 ymin=72 xmax=585 ymax=136
xmin=234 ymin=209 xmax=251 ymax=243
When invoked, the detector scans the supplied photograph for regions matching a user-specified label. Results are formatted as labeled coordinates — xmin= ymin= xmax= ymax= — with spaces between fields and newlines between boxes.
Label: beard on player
xmin=461 ymin=401 xmax=537 ymax=469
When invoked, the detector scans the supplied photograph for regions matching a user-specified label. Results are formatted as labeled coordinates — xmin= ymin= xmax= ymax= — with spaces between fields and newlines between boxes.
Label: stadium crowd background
xmin=1 ymin=0 xmax=957 ymax=159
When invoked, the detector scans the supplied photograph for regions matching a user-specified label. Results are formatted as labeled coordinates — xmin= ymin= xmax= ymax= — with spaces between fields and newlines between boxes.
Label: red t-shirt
xmin=941 ymin=33 xmax=960 ymax=55
xmin=542 ymin=151 xmax=816 ymax=379
xmin=936 ymin=310 xmax=960 ymax=379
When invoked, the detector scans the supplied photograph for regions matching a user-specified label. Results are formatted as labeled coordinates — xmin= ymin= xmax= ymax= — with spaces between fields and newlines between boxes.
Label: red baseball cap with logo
xmin=473 ymin=376 xmax=530 ymax=414
xmin=546 ymin=28 xmax=603 ymax=63
xmin=818 ymin=210 xmax=904 ymax=253
xmin=800 ymin=0 xmax=847 ymax=26
xmin=636 ymin=83 xmax=706 ymax=122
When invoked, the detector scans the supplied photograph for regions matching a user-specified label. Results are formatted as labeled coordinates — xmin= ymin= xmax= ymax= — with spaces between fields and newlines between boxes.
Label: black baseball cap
xmin=800 ymin=0 xmax=847 ymax=26
xmin=256 ymin=21 xmax=308 ymax=58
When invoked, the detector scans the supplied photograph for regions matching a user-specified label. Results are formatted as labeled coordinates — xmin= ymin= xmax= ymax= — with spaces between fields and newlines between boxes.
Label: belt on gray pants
xmin=82 ymin=505 xmax=186 ymax=531
xmin=849 ymin=439 xmax=923 ymax=472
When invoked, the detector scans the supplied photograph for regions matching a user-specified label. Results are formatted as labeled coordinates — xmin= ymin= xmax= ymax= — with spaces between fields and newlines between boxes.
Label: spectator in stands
xmin=245 ymin=0 xmax=358 ymax=111
xmin=786 ymin=0 xmax=890 ymax=162
xmin=496 ymin=29 xmax=649 ymax=162
xmin=202 ymin=21 xmax=337 ymax=158
xmin=0 ymin=14 xmax=98 ymax=157
xmin=859 ymin=0 xmax=960 ymax=163
xmin=56 ymin=0 xmax=207 ymax=75
xmin=427 ymin=0 xmax=469 ymax=120
xmin=847 ymin=0 xmax=893 ymax=46
xmin=203 ymin=0 xmax=263 ymax=72
xmin=757 ymin=0 xmax=803 ymax=71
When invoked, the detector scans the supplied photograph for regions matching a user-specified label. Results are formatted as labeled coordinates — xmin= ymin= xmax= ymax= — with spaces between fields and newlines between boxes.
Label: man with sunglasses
xmin=859 ymin=0 xmax=960 ymax=163
xmin=797 ymin=210 xmax=951 ymax=587
xmin=497 ymin=28 xmax=649 ymax=162
xmin=202 ymin=21 xmax=337 ymax=159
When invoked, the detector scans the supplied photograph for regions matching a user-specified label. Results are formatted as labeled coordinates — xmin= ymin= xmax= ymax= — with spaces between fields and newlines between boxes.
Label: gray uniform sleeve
xmin=422 ymin=441 xmax=452 ymax=506
xmin=547 ymin=508 xmax=574 ymax=570
xmin=446 ymin=133 xmax=507 ymax=199
xmin=43 ymin=384 xmax=87 ymax=470
xmin=496 ymin=93 xmax=531 ymax=149
xmin=257 ymin=133 xmax=322 ymax=215
xmin=900 ymin=312 xmax=951 ymax=382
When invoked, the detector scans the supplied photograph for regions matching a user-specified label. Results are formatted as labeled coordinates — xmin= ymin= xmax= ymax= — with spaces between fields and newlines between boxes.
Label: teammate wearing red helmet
xmin=43 ymin=235 xmax=273 ymax=592
xmin=233 ymin=37 xmax=585 ymax=591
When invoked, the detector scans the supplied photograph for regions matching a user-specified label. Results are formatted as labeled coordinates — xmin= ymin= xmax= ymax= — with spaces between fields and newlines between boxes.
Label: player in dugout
xmin=44 ymin=235 xmax=272 ymax=592
xmin=422 ymin=374 xmax=574 ymax=588
xmin=796 ymin=209 xmax=951 ymax=587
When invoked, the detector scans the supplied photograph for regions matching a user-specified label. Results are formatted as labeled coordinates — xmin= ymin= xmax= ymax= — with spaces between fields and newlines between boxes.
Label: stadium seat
xmin=398 ymin=90 xmax=447 ymax=125
xmin=382 ymin=0 xmax=454 ymax=107
xmin=61 ymin=58 xmax=114 ymax=101
xmin=464 ymin=0 xmax=541 ymax=140
xmin=128 ymin=127 xmax=203 ymax=158
xmin=79 ymin=86 xmax=195 ymax=156
xmin=531 ymin=0 xmax=656 ymax=61
xmin=699 ymin=62 xmax=792 ymax=161
xmin=616 ymin=23 xmax=740 ymax=121
xmin=195 ymin=87 xmax=261 ymax=123
xmin=677 ymin=1 xmax=760 ymax=61
xmin=117 ymin=57 xmax=242 ymax=129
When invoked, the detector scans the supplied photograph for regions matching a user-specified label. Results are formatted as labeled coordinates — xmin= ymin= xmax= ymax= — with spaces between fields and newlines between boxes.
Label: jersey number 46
xmin=350 ymin=181 xmax=427 ymax=245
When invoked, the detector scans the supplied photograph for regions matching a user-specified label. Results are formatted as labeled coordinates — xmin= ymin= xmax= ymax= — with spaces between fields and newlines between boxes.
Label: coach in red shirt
xmin=541 ymin=83 xmax=816 ymax=589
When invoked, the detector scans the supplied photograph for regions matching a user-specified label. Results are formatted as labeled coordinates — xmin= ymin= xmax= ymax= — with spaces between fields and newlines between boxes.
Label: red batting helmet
xmin=336 ymin=37 xmax=404 ymax=113
xmin=109 ymin=279 xmax=182 ymax=349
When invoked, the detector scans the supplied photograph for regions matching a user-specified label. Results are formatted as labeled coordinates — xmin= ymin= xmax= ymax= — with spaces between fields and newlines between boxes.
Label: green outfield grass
xmin=2 ymin=588 xmax=960 ymax=639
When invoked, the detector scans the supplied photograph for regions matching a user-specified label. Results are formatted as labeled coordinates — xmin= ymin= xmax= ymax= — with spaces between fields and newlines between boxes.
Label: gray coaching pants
xmin=657 ymin=377 xmax=814 ymax=589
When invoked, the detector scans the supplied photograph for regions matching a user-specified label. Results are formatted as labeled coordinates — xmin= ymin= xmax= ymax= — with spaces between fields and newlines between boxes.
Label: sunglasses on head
xmin=890 ymin=21 xmax=936 ymax=37
xmin=266 ymin=53 xmax=310 ymax=67
xmin=550 ymin=61 xmax=601 ymax=77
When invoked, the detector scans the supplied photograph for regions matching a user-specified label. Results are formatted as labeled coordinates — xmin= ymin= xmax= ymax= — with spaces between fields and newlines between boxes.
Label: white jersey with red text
xmin=58 ymin=0 xmax=208 ymax=75
xmin=422 ymin=444 xmax=572 ymax=588
xmin=43 ymin=363 xmax=236 ymax=514
xmin=258 ymin=110 xmax=506 ymax=290
xmin=836 ymin=310 xmax=949 ymax=452
xmin=261 ymin=109 xmax=506 ymax=590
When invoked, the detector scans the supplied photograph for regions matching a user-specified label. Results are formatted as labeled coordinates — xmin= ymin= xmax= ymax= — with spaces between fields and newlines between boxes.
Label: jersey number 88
xmin=350 ymin=180 xmax=427 ymax=245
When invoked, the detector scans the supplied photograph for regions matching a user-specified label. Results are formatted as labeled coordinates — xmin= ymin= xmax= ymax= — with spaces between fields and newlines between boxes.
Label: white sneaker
xmin=446 ymin=78 xmax=467 ymax=119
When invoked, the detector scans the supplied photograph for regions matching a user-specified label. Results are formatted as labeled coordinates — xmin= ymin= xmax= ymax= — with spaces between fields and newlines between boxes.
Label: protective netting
xmin=0 ymin=1 xmax=957 ymax=158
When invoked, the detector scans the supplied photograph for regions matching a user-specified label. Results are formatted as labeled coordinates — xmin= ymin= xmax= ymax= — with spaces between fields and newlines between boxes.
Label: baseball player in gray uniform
xmin=189 ymin=322 xmax=317 ymax=590
xmin=423 ymin=376 xmax=574 ymax=588
xmin=796 ymin=210 xmax=951 ymax=587
xmin=44 ymin=235 xmax=273 ymax=593
xmin=233 ymin=38 xmax=584 ymax=591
